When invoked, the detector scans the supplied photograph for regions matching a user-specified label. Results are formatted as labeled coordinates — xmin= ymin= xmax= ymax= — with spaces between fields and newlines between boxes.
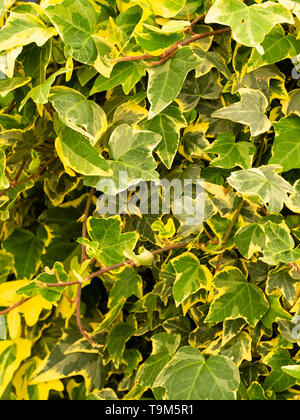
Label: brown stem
xmin=114 ymin=27 xmax=231 ymax=66
xmin=184 ymin=13 xmax=206 ymax=34
xmin=0 ymin=157 xmax=56 ymax=198
xmin=215 ymin=200 xmax=245 ymax=273
xmin=0 ymin=298 xmax=31 ymax=316
xmin=75 ymin=188 xmax=98 ymax=347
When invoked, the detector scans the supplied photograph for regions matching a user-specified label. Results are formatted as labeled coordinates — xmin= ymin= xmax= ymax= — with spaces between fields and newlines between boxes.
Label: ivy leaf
xmin=206 ymin=133 xmax=256 ymax=169
xmin=281 ymin=365 xmax=300 ymax=380
xmin=45 ymin=0 xmax=113 ymax=76
xmin=248 ymin=26 xmax=300 ymax=72
xmin=54 ymin=118 xmax=112 ymax=177
xmin=168 ymin=252 xmax=213 ymax=307
xmin=140 ymin=104 xmax=186 ymax=169
xmin=0 ymin=7 xmax=57 ymax=51
xmin=108 ymin=267 xmax=143 ymax=308
xmin=49 ymin=86 xmax=107 ymax=146
xmin=3 ymin=229 xmax=44 ymax=280
xmin=260 ymin=221 xmax=300 ymax=266
xmin=136 ymin=332 xmax=181 ymax=388
xmin=205 ymin=0 xmax=294 ymax=50
xmin=235 ymin=223 xmax=265 ymax=260
xmin=287 ymin=89 xmax=300 ymax=117
xmin=90 ymin=61 xmax=145 ymax=96
xmin=205 ymin=267 xmax=269 ymax=328
xmin=0 ymin=76 xmax=31 ymax=97
xmin=86 ymin=216 xmax=139 ymax=267
xmin=212 ymin=88 xmax=271 ymax=137
xmin=148 ymin=0 xmax=186 ymax=18
xmin=262 ymin=349 xmax=297 ymax=392
xmin=107 ymin=322 xmax=136 ymax=368
xmin=267 ymin=267 xmax=299 ymax=305
xmin=147 ymin=47 xmax=201 ymax=118
xmin=154 ymin=347 xmax=240 ymax=400
xmin=96 ymin=124 xmax=161 ymax=195
xmin=261 ymin=293 xmax=292 ymax=329
xmin=227 ymin=165 xmax=294 ymax=213
xmin=0 ymin=148 xmax=9 ymax=190
xmin=269 ymin=116 xmax=300 ymax=172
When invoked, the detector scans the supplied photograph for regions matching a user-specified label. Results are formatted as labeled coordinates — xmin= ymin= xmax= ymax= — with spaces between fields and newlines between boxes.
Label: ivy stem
xmin=75 ymin=188 xmax=97 ymax=348
xmin=0 ymin=298 xmax=31 ymax=316
xmin=113 ymin=27 xmax=231 ymax=65
xmin=215 ymin=199 xmax=245 ymax=273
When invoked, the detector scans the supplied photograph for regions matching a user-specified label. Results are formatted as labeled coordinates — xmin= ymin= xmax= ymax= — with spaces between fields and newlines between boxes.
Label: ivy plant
xmin=0 ymin=0 xmax=300 ymax=401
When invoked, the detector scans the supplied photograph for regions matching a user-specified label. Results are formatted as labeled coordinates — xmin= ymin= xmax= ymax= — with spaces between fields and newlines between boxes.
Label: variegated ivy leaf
xmin=154 ymin=347 xmax=240 ymax=400
xmin=205 ymin=267 xmax=269 ymax=328
xmin=107 ymin=322 xmax=136 ymax=368
xmin=0 ymin=148 xmax=9 ymax=190
xmin=287 ymin=89 xmax=300 ymax=117
xmin=0 ymin=47 xmax=23 ymax=79
xmin=140 ymin=103 xmax=186 ymax=169
xmin=54 ymin=117 xmax=112 ymax=177
xmin=227 ymin=165 xmax=294 ymax=213
xmin=212 ymin=88 xmax=271 ymax=137
xmin=235 ymin=223 xmax=265 ymax=260
xmin=267 ymin=266 xmax=299 ymax=305
xmin=147 ymin=0 xmax=186 ymax=18
xmin=0 ymin=5 xmax=57 ymax=51
xmin=205 ymin=0 xmax=294 ymax=51
xmin=45 ymin=0 xmax=114 ymax=77
xmin=147 ymin=47 xmax=202 ymax=119
xmin=167 ymin=252 xmax=213 ymax=307
xmin=286 ymin=180 xmax=300 ymax=213
xmin=0 ymin=76 xmax=31 ymax=97
xmin=260 ymin=221 xmax=300 ymax=266
xmin=248 ymin=26 xmax=300 ymax=72
xmin=108 ymin=267 xmax=143 ymax=308
xmin=206 ymin=133 xmax=256 ymax=169
xmin=136 ymin=333 xmax=181 ymax=388
xmin=49 ymin=86 xmax=107 ymax=146
xmin=85 ymin=216 xmax=139 ymax=267
xmin=269 ymin=116 xmax=300 ymax=173
xmin=3 ymin=228 xmax=44 ymax=280
xmin=96 ymin=124 xmax=161 ymax=195
xmin=90 ymin=61 xmax=146 ymax=96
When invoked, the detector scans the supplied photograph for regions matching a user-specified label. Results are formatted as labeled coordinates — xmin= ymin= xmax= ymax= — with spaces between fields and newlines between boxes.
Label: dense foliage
xmin=0 ymin=0 xmax=300 ymax=400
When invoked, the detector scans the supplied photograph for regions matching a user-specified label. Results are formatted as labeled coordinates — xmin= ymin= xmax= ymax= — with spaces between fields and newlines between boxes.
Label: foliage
xmin=0 ymin=0 xmax=299 ymax=401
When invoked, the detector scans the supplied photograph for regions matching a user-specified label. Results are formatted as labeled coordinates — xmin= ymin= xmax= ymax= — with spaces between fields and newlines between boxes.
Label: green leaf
xmin=248 ymin=26 xmax=300 ymax=72
xmin=140 ymin=103 xmax=186 ymax=169
xmin=281 ymin=365 xmax=300 ymax=380
xmin=269 ymin=116 xmax=300 ymax=173
xmin=205 ymin=0 xmax=294 ymax=50
xmin=86 ymin=216 xmax=139 ymax=267
xmin=154 ymin=347 xmax=240 ymax=400
xmin=136 ymin=332 xmax=181 ymax=388
xmin=54 ymin=117 xmax=112 ymax=177
xmin=148 ymin=0 xmax=186 ymax=18
xmin=0 ymin=76 xmax=31 ymax=97
xmin=260 ymin=221 xmax=300 ymax=266
xmin=45 ymin=0 xmax=114 ymax=76
xmin=107 ymin=322 xmax=136 ymax=368
xmin=205 ymin=267 xmax=269 ymax=328
xmin=262 ymin=349 xmax=296 ymax=392
xmin=168 ymin=252 xmax=213 ymax=307
xmin=108 ymin=267 xmax=143 ymax=308
xmin=90 ymin=61 xmax=145 ymax=96
xmin=267 ymin=267 xmax=299 ymax=305
xmin=0 ymin=148 xmax=9 ymax=190
xmin=0 ymin=8 xmax=57 ymax=51
xmin=212 ymin=88 xmax=271 ymax=137
xmin=3 ymin=229 xmax=44 ymax=280
xmin=147 ymin=47 xmax=201 ymax=118
xmin=96 ymin=124 xmax=161 ymax=195
xmin=206 ymin=133 xmax=256 ymax=169
xmin=261 ymin=293 xmax=292 ymax=329
xmin=235 ymin=223 xmax=265 ymax=260
xmin=49 ymin=86 xmax=107 ymax=146
xmin=228 ymin=165 xmax=294 ymax=213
